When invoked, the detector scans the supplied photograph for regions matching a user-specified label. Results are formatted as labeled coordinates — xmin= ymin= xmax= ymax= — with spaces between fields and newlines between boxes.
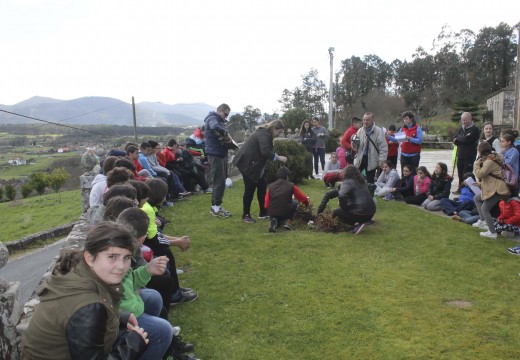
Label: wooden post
xmin=514 ymin=23 xmax=520 ymax=131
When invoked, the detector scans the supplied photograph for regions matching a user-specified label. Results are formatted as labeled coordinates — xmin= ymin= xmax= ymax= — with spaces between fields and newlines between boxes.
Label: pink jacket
xmin=413 ymin=175 xmax=431 ymax=195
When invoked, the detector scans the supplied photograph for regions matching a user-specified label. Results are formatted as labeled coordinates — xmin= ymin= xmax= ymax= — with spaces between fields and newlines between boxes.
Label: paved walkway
xmin=404 ymin=149 xmax=459 ymax=193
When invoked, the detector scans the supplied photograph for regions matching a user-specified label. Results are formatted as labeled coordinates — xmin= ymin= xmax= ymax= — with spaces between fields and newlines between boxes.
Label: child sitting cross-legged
xmin=374 ymin=160 xmax=400 ymax=198
xmin=265 ymin=166 xmax=310 ymax=233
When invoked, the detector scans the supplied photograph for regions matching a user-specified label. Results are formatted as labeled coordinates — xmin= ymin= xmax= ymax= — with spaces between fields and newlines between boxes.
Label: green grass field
xmin=163 ymin=179 xmax=520 ymax=359
xmin=0 ymin=190 xmax=81 ymax=243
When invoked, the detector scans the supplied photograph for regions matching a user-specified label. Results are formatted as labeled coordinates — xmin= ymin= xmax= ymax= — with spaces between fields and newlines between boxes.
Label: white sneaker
xmin=472 ymin=219 xmax=485 ymax=228
xmin=172 ymin=326 xmax=181 ymax=336
xmin=480 ymin=230 xmax=497 ymax=239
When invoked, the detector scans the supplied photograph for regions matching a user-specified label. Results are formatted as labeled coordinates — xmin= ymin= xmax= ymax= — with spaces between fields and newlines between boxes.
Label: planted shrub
xmin=264 ymin=139 xmax=312 ymax=184
xmin=0 ymin=186 xmax=4 ymax=202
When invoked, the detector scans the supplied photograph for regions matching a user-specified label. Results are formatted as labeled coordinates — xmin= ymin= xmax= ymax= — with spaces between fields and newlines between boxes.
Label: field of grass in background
xmin=0 ymin=151 xmax=77 ymax=179
xmin=0 ymin=189 xmax=81 ymax=243
xmin=165 ymin=178 xmax=520 ymax=359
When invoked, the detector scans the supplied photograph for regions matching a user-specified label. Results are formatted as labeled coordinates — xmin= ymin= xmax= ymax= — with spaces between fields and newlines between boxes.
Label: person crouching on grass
xmin=265 ymin=166 xmax=310 ymax=233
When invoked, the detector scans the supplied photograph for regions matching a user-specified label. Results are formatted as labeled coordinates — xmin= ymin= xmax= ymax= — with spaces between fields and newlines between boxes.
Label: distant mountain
xmin=0 ymin=96 xmax=212 ymax=126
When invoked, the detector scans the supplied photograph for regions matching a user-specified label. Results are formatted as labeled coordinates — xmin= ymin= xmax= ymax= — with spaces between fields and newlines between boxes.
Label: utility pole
xmin=132 ymin=96 xmax=138 ymax=143
xmin=514 ymin=22 xmax=520 ymax=131
xmin=328 ymin=47 xmax=335 ymax=130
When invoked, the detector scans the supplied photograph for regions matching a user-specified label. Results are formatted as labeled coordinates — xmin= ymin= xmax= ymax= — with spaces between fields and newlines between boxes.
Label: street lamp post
xmin=328 ymin=47 xmax=335 ymax=130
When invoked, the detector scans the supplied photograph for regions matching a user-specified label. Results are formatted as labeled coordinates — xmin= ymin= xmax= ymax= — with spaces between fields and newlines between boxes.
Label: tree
xmin=29 ymin=172 xmax=48 ymax=195
xmin=227 ymin=113 xmax=246 ymax=137
xmin=47 ymin=168 xmax=69 ymax=194
xmin=242 ymin=105 xmax=262 ymax=131
xmin=4 ymin=184 xmax=16 ymax=201
xmin=450 ymin=98 xmax=479 ymax=122
xmin=280 ymin=108 xmax=308 ymax=133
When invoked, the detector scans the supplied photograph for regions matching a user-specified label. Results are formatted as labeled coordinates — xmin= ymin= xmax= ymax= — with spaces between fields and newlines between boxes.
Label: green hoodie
xmin=119 ymin=265 xmax=151 ymax=317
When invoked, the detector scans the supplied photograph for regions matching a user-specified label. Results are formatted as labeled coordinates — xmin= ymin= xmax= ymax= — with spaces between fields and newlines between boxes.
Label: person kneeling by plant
xmin=265 ymin=166 xmax=310 ymax=233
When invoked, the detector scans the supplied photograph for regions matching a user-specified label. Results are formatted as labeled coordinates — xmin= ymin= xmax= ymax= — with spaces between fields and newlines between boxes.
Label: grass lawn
xmin=0 ymin=190 xmax=82 ymax=243
xmin=163 ymin=178 xmax=520 ymax=359
xmin=0 ymin=152 xmax=77 ymax=179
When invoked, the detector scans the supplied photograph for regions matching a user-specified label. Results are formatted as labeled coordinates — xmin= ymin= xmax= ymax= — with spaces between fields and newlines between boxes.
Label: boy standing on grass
xmin=265 ymin=167 xmax=310 ymax=233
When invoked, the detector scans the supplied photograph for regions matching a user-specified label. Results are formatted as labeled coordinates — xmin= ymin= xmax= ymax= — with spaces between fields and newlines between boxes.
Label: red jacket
xmin=340 ymin=126 xmax=358 ymax=151
xmin=386 ymin=137 xmax=399 ymax=157
xmin=400 ymin=123 xmax=421 ymax=155
xmin=160 ymin=147 xmax=177 ymax=167
xmin=498 ymin=198 xmax=520 ymax=226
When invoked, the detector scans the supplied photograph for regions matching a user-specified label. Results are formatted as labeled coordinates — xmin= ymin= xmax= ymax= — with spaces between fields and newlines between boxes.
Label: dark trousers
xmin=208 ymin=155 xmax=227 ymax=206
xmin=400 ymin=154 xmax=420 ymax=175
xmin=313 ymin=147 xmax=326 ymax=174
xmin=241 ymin=172 xmax=267 ymax=217
xmin=359 ymin=155 xmax=376 ymax=184
xmin=333 ymin=207 xmax=373 ymax=226
xmin=271 ymin=201 xmax=298 ymax=223
xmin=457 ymin=158 xmax=473 ymax=186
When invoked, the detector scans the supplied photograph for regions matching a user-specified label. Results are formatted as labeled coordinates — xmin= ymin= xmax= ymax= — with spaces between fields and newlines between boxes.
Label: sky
xmin=0 ymin=0 xmax=519 ymax=115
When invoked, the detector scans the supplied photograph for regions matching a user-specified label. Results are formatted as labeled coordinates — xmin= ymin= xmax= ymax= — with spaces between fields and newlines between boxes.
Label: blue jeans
xmin=459 ymin=210 xmax=480 ymax=224
xmin=137 ymin=289 xmax=173 ymax=360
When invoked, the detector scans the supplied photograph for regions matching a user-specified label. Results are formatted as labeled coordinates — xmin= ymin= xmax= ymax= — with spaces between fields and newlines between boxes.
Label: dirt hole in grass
xmin=445 ymin=300 xmax=473 ymax=308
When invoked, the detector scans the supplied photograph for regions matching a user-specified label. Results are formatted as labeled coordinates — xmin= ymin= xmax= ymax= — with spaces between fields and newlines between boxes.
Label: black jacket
xmin=453 ymin=125 xmax=480 ymax=160
xmin=233 ymin=127 xmax=275 ymax=181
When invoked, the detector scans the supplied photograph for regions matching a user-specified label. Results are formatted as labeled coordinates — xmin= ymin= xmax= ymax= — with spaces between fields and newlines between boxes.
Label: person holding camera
xmin=204 ymin=103 xmax=235 ymax=218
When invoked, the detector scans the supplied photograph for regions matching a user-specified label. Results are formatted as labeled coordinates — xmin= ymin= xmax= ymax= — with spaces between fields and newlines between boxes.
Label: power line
xmin=0 ymin=109 xmax=110 ymax=135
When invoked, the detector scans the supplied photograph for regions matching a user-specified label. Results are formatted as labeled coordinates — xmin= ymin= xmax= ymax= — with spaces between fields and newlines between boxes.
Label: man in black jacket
xmin=453 ymin=112 xmax=480 ymax=187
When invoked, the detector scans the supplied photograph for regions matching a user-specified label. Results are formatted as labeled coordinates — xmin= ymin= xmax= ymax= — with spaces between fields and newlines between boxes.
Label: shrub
xmin=47 ymin=168 xmax=70 ymax=193
xmin=4 ymin=184 xmax=16 ymax=201
xmin=0 ymin=186 xmax=4 ymax=202
xmin=325 ymin=128 xmax=342 ymax=153
xmin=264 ymin=140 xmax=312 ymax=184
xmin=21 ymin=183 xmax=34 ymax=198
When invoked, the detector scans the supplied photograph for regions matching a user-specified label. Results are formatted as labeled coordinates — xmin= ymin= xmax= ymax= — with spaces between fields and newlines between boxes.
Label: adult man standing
xmin=397 ymin=111 xmax=423 ymax=175
xmin=453 ymin=112 xmax=480 ymax=187
xmin=353 ymin=112 xmax=388 ymax=184
xmin=204 ymin=103 xmax=233 ymax=218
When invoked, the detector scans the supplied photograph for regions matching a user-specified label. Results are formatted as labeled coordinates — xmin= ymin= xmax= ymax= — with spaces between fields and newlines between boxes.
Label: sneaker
xmin=364 ymin=219 xmax=375 ymax=227
xmin=472 ymin=219 xmax=486 ymax=228
xmin=170 ymin=291 xmax=198 ymax=305
xmin=283 ymin=223 xmax=296 ymax=231
xmin=176 ymin=268 xmax=184 ymax=275
xmin=203 ymin=187 xmax=213 ymax=194
xmin=269 ymin=218 xmax=278 ymax=233
xmin=383 ymin=193 xmax=394 ymax=201
xmin=171 ymin=334 xmax=195 ymax=353
xmin=162 ymin=201 xmax=174 ymax=207
xmin=452 ymin=215 xmax=462 ymax=221
xmin=180 ymin=287 xmax=193 ymax=293
xmin=172 ymin=326 xmax=181 ymax=336
xmin=180 ymin=191 xmax=192 ymax=196
xmin=507 ymin=245 xmax=520 ymax=255
xmin=258 ymin=213 xmax=270 ymax=220
xmin=210 ymin=207 xmax=231 ymax=218
xmin=172 ymin=196 xmax=184 ymax=202
xmin=242 ymin=215 xmax=256 ymax=223
xmin=351 ymin=223 xmax=365 ymax=235
xmin=480 ymin=230 xmax=497 ymax=239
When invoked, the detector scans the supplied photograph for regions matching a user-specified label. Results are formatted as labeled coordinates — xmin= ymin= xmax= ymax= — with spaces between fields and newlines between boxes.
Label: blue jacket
xmin=138 ymin=152 xmax=157 ymax=177
xmin=457 ymin=185 xmax=475 ymax=204
xmin=204 ymin=111 xmax=229 ymax=158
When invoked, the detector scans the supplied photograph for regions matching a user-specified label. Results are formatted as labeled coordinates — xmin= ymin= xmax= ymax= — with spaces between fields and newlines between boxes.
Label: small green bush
xmin=265 ymin=139 xmax=312 ymax=184
xmin=0 ymin=186 xmax=4 ymax=202
xmin=325 ymin=128 xmax=342 ymax=152
xmin=29 ymin=172 xmax=48 ymax=195
xmin=4 ymin=184 xmax=16 ymax=201
xmin=21 ymin=183 xmax=34 ymax=198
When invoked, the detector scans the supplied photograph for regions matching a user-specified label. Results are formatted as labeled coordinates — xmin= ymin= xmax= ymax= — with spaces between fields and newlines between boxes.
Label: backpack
xmin=489 ymin=160 xmax=518 ymax=192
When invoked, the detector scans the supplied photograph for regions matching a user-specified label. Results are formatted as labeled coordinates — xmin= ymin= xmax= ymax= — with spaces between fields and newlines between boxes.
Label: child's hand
xmin=147 ymin=256 xmax=169 ymax=276
xmin=172 ymin=236 xmax=190 ymax=251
